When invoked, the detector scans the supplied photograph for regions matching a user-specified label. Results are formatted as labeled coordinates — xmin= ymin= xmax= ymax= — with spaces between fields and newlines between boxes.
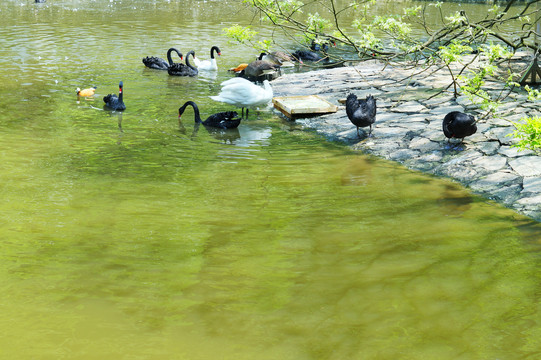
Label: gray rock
xmin=490 ymin=184 xmax=522 ymax=205
xmin=470 ymin=171 xmax=520 ymax=192
xmin=421 ymin=95 xmax=455 ymax=107
xmin=523 ymin=177 xmax=541 ymax=194
xmin=472 ymin=155 xmax=507 ymax=172
xmin=509 ymin=157 xmax=541 ymax=177
xmin=436 ymin=164 xmax=479 ymax=182
xmin=477 ymin=141 xmax=500 ymax=155
xmin=392 ymin=101 xmax=428 ymax=113
xmin=486 ymin=127 xmax=516 ymax=144
xmin=430 ymin=105 xmax=466 ymax=115
xmin=377 ymin=112 xmax=408 ymax=123
xmin=409 ymin=137 xmax=441 ymax=152
xmin=499 ymin=146 xmax=534 ymax=158
xmin=389 ymin=149 xmax=419 ymax=161
xmin=516 ymin=194 xmax=541 ymax=207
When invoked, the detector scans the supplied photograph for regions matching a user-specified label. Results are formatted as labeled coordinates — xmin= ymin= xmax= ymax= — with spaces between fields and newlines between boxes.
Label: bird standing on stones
xmin=103 ymin=81 xmax=126 ymax=111
xmin=442 ymin=111 xmax=477 ymax=145
xmin=345 ymin=93 xmax=377 ymax=137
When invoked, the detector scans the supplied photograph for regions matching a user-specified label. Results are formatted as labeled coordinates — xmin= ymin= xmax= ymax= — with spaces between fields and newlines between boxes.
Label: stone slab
xmin=509 ymin=157 xmax=541 ymax=177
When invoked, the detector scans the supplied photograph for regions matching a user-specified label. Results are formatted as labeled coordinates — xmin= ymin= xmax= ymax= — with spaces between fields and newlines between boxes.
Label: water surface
xmin=1 ymin=1 xmax=541 ymax=359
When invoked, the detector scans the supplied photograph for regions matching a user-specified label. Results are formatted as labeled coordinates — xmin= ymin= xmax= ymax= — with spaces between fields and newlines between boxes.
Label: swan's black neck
xmin=179 ymin=101 xmax=202 ymax=124
xmin=258 ymin=52 xmax=267 ymax=60
xmin=167 ymin=48 xmax=183 ymax=65
xmin=118 ymin=81 xmax=123 ymax=102
xmin=210 ymin=46 xmax=221 ymax=59
xmin=185 ymin=51 xmax=196 ymax=70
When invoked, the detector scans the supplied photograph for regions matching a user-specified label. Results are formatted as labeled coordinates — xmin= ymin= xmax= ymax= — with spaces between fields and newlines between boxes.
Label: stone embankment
xmin=271 ymin=55 xmax=541 ymax=222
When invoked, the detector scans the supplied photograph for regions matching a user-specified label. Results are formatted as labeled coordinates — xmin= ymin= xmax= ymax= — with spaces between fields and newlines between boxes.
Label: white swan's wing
xmin=211 ymin=78 xmax=272 ymax=108
xmin=220 ymin=77 xmax=253 ymax=87
xmin=198 ymin=59 xmax=218 ymax=71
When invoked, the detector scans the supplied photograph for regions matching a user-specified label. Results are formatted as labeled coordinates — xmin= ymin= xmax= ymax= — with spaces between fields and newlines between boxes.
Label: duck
xmin=210 ymin=77 xmax=273 ymax=118
xmin=178 ymin=101 xmax=241 ymax=129
xmin=229 ymin=63 xmax=249 ymax=73
xmin=103 ymin=81 xmax=126 ymax=111
xmin=346 ymin=93 xmax=376 ymax=137
xmin=168 ymin=50 xmax=198 ymax=76
xmin=142 ymin=48 xmax=183 ymax=70
xmin=442 ymin=111 xmax=477 ymax=144
xmin=258 ymin=51 xmax=299 ymax=66
xmin=241 ymin=59 xmax=280 ymax=82
xmin=76 ymin=86 xmax=97 ymax=97
xmin=193 ymin=46 xmax=221 ymax=71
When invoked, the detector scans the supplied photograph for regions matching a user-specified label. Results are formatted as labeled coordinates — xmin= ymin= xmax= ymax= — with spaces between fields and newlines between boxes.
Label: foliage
xmin=222 ymin=24 xmax=258 ymax=45
xmin=524 ymin=85 xmax=541 ymax=101
xmin=225 ymin=0 xmax=541 ymax=114
xmin=510 ymin=116 xmax=541 ymax=152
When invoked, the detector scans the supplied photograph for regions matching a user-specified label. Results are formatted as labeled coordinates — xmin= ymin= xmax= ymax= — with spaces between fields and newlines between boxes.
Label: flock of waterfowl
xmin=77 ymin=39 xmax=478 ymax=145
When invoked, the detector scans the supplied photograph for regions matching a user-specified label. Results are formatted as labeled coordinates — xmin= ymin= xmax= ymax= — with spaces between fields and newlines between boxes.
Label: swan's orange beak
xmin=218 ymin=52 xmax=221 ymax=56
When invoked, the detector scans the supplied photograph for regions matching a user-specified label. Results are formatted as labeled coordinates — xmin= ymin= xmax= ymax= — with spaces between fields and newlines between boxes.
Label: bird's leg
xmin=246 ymin=108 xmax=250 ymax=119
xmin=356 ymin=127 xmax=360 ymax=138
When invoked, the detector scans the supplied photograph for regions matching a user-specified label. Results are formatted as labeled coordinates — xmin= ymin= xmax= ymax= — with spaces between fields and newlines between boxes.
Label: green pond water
xmin=1 ymin=0 xmax=541 ymax=359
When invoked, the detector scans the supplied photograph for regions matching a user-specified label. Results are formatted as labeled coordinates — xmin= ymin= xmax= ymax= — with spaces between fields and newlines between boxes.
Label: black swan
xmin=292 ymin=38 xmax=335 ymax=62
xmin=292 ymin=49 xmax=324 ymax=62
xmin=168 ymin=50 xmax=198 ymax=76
xmin=346 ymin=93 xmax=376 ymax=137
xmin=178 ymin=101 xmax=241 ymax=129
xmin=103 ymin=81 xmax=126 ymax=111
xmin=194 ymin=46 xmax=221 ymax=70
xmin=442 ymin=111 xmax=477 ymax=144
xmin=142 ymin=48 xmax=183 ymax=70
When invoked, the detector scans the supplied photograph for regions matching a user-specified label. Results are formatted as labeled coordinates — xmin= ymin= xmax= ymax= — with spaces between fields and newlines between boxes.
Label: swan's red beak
xmin=218 ymin=52 xmax=221 ymax=56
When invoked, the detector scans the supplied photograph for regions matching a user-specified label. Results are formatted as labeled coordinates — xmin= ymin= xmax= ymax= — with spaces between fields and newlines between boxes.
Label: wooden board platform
xmin=272 ymin=95 xmax=338 ymax=119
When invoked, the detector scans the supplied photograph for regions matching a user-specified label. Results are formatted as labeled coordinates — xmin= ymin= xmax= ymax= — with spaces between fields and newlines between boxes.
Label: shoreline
xmin=270 ymin=54 xmax=541 ymax=223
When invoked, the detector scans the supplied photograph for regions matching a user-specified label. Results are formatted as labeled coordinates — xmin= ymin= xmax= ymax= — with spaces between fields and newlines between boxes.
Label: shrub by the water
xmin=511 ymin=116 xmax=541 ymax=153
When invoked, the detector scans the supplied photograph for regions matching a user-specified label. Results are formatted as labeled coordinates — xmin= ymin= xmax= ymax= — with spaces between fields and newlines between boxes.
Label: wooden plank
xmin=272 ymin=95 xmax=338 ymax=119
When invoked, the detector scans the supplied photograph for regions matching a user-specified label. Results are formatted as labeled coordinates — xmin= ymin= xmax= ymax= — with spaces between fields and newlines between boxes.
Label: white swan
xmin=193 ymin=46 xmax=221 ymax=71
xmin=210 ymin=77 xmax=273 ymax=118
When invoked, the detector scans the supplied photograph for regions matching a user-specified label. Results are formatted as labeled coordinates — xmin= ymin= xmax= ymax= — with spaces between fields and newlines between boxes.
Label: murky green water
xmin=1 ymin=1 xmax=541 ymax=359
